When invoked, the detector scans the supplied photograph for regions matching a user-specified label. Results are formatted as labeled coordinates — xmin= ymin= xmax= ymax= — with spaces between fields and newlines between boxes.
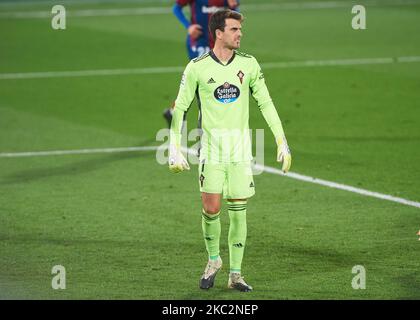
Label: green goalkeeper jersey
xmin=171 ymin=50 xmax=285 ymax=163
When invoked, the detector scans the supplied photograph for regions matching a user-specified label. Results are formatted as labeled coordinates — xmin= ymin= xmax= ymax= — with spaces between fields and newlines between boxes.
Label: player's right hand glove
xmin=277 ymin=135 xmax=292 ymax=173
xmin=168 ymin=144 xmax=190 ymax=173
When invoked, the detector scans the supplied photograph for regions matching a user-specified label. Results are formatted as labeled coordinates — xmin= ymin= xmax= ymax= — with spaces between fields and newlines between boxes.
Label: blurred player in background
xmin=163 ymin=0 xmax=239 ymax=127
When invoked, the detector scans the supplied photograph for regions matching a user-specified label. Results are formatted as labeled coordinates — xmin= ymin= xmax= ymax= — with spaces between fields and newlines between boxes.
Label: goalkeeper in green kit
xmin=168 ymin=9 xmax=291 ymax=292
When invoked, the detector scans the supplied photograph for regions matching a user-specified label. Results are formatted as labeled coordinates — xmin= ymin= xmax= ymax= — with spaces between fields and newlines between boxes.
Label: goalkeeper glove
xmin=168 ymin=144 xmax=190 ymax=173
xmin=277 ymin=135 xmax=292 ymax=173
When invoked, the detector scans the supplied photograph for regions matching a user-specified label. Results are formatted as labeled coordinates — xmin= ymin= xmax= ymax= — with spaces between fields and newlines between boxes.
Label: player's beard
xmin=229 ymin=38 xmax=241 ymax=50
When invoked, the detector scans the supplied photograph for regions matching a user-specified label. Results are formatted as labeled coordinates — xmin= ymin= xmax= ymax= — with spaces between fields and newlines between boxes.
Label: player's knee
xmin=203 ymin=205 xmax=220 ymax=215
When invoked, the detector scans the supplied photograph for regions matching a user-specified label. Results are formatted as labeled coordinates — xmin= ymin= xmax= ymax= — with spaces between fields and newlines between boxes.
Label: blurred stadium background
xmin=0 ymin=0 xmax=419 ymax=299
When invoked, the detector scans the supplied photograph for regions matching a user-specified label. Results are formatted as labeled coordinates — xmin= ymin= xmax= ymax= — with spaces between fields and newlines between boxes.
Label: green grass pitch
xmin=0 ymin=0 xmax=420 ymax=299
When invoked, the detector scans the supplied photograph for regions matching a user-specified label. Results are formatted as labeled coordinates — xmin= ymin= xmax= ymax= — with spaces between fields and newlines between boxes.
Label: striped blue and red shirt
xmin=175 ymin=0 xmax=239 ymax=58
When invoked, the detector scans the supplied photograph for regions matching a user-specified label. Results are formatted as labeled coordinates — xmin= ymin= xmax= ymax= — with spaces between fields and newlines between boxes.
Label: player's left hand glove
xmin=168 ymin=144 xmax=190 ymax=173
xmin=277 ymin=135 xmax=292 ymax=173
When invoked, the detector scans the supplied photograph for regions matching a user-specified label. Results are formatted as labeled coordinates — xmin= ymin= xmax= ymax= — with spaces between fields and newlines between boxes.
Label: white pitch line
xmin=0 ymin=146 xmax=157 ymax=158
xmin=1 ymin=0 xmax=420 ymax=18
xmin=1 ymin=145 xmax=419 ymax=209
xmin=254 ymin=164 xmax=420 ymax=209
xmin=245 ymin=0 xmax=420 ymax=12
xmin=0 ymin=66 xmax=184 ymax=80
xmin=0 ymin=7 xmax=171 ymax=19
xmin=192 ymin=148 xmax=420 ymax=209
xmin=0 ymin=0 xmax=171 ymax=6
xmin=1 ymin=56 xmax=420 ymax=80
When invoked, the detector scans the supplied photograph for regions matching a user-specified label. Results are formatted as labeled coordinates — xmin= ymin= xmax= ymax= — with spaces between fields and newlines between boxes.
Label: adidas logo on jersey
xmin=207 ymin=78 xmax=216 ymax=84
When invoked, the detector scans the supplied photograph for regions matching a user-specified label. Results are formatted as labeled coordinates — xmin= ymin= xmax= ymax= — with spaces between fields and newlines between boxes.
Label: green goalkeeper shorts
xmin=198 ymin=161 xmax=255 ymax=199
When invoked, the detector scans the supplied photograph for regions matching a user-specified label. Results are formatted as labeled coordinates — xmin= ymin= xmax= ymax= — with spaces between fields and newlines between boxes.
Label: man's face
xmin=218 ymin=18 xmax=242 ymax=49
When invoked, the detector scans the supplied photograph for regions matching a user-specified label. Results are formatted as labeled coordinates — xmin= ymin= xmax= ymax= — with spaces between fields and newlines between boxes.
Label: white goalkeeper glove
xmin=168 ymin=144 xmax=190 ymax=173
xmin=277 ymin=135 xmax=292 ymax=173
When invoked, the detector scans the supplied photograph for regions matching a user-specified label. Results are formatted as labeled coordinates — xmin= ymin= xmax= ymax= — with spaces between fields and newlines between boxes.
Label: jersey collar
xmin=209 ymin=50 xmax=236 ymax=66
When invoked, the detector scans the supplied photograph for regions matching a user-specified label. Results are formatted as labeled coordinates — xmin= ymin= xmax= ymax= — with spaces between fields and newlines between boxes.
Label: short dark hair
xmin=209 ymin=9 xmax=244 ymax=41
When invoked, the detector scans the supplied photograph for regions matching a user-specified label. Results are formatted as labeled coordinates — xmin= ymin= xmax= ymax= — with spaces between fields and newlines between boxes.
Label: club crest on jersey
xmin=214 ymin=82 xmax=240 ymax=104
xmin=237 ymin=70 xmax=244 ymax=84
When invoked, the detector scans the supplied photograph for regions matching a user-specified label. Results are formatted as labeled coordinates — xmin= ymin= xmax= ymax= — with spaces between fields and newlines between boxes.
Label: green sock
xmin=201 ymin=209 xmax=221 ymax=259
xmin=228 ymin=201 xmax=247 ymax=273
